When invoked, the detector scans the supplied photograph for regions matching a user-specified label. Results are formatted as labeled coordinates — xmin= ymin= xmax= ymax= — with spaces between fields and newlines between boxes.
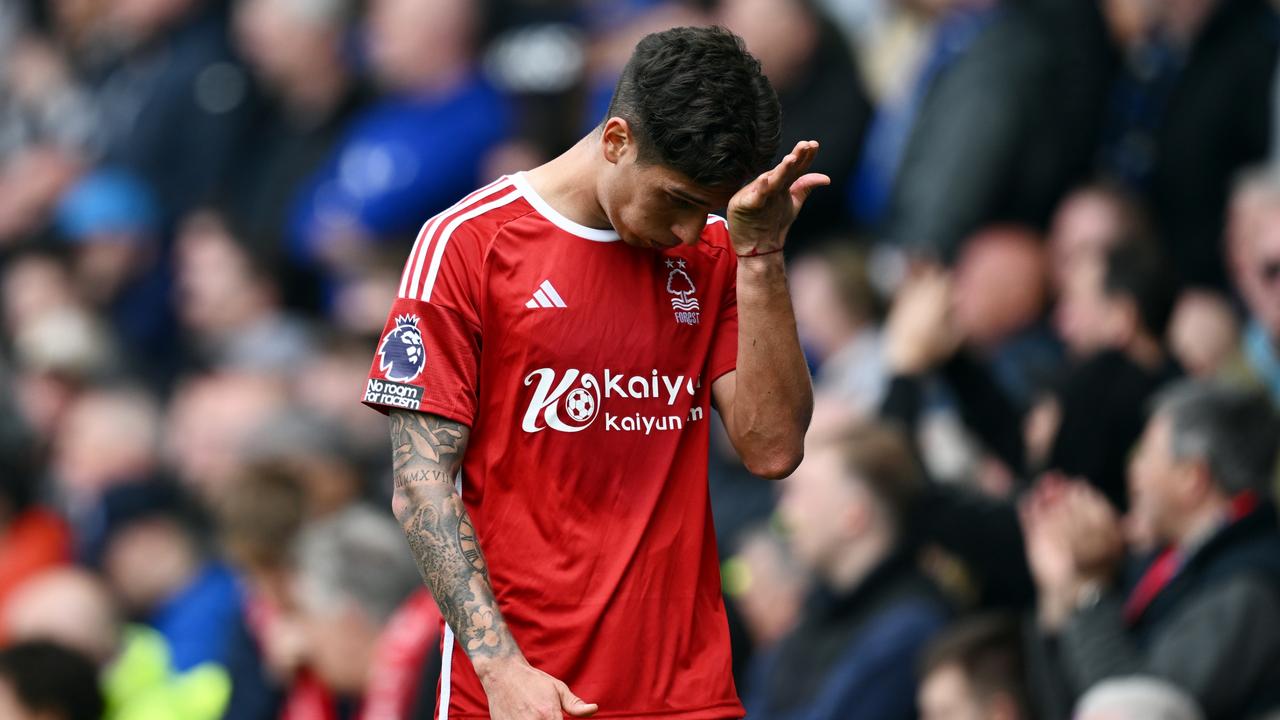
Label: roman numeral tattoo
xmin=389 ymin=410 xmax=519 ymax=658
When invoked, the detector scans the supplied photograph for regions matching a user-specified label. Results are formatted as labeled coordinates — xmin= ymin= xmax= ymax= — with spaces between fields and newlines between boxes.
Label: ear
xmin=1183 ymin=458 xmax=1217 ymax=503
xmin=600 ymin=117 xmax=633 ymax=165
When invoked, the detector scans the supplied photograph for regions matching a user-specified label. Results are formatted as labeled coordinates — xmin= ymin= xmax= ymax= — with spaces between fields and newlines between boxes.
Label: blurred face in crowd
xmin=952 ymin=227 xmax=1046 ymax=348
xmin=728 ymin=531 xmax=806 ymax=648
xmin=1167 ymin=291 xmax=1239 ymax=378
xmin=1054 ymin=258 xmax=1124 ymax=358
xmin=919 ymin=664 xmax=1021 ymax=720
xmin=1239 ymin=207 xmax=1280 ymax=340
xmin=597 ymin=120 xmax=734 ymax=251
xmin=298 ymin=600 xmax=379 ymax=695
xmin=719 ymin=0 xmax=817 ymax=87
xmin=1127 ymin=413 xmax=1201 ymax=546
xmin=234 ymin=0 xmax=342 ymax=96
xmin=52 ymin=390 xmax=160 ymax=497
xmin=367 ymin=0 xmax=474 ymax=91
xmin=1 ymin=255 xmax=77 ymax=337
xmin=1048 ymin=189 xmax=1126 ymax=296
xmin=103 ymin=518 xmax=198 ymax=614
xmin=790 ymin=254 xmax=859 ymax=362
xmin=175 ymin=212 xmax=272 ymax=335
xmin=166 ymin=373 xmax=288 ymax=501
xmin=110 ymin=0 xmax=198 ymax=39
xmin=778 ymin=442 xmax=876 ymax=577
xmin=4 ymin=571 xmax=120 ymax=665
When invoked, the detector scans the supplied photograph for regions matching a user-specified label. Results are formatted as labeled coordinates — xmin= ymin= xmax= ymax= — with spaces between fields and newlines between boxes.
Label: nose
xmin=673 ymin=218 xmax=706 ymax=246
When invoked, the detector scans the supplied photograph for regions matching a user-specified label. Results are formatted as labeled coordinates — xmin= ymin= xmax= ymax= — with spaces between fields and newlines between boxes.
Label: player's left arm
xmin=712 ymin=140 xmax=828 ymax=479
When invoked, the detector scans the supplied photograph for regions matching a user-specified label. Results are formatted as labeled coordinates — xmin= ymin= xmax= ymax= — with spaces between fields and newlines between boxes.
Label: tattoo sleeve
xmin=389 ymin=409 xmax=520 ymax=662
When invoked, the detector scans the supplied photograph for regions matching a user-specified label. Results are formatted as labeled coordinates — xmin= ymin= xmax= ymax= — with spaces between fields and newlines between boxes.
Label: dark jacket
xmin=884 ymin=5 xmax=1059 ymax=260
xmin=1102 ymin=0 xmax=1277 ymax=289
xmin=1029 ymin=502 xmax=1280 ymax=720
xmin=744 ymin=552 xmax=949 ymax=720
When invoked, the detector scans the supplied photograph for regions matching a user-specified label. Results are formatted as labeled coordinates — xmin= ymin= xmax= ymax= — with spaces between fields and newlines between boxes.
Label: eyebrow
xmin=668 ymin=187 xmax=712 ymax=207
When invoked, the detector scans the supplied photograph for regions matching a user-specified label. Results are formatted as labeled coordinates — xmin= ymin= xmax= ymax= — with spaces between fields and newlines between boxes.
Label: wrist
xmin=735 ymin=249 xmax=786 ymax=275
xmin=472 ymin=652 xmax=527 ymax=684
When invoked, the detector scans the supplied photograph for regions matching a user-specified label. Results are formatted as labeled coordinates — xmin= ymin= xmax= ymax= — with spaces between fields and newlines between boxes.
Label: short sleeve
xmin=705 ymin=231 xmax=738 ymax=384
xmin=361 ymin=218 xmax=486 ymax=425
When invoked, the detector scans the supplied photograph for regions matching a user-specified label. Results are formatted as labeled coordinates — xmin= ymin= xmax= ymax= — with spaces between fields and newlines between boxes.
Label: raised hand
xmin=727 ymin=140 xmax=830 ymax=256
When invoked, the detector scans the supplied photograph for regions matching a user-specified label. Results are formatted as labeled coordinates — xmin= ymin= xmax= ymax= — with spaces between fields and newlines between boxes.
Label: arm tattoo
xmin=389 ymin=410 xmax=519 ymax=659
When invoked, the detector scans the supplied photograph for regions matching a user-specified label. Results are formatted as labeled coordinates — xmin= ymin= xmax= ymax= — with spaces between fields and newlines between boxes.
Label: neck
xmin=523 ymin=136 xmax=613 ymax=230
xmin=1124 ymin=331 xmax=1165 ymax=371
xmin=286 ymin=57 xmax=350 ymax=121
xmin=823 ymin=531 xmax=893 ymax=592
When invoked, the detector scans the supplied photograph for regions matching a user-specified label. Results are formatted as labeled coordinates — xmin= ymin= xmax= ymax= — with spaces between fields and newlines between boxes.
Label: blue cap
xmin=55 ymin=168 xmax=161 ymax=243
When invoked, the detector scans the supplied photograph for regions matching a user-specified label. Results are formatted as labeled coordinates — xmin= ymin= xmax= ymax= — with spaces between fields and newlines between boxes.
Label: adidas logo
xmin=525 ymin=280 xmax=567 ymax=309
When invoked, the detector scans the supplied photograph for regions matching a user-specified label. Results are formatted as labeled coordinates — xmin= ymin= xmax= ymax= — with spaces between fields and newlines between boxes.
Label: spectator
xmin=746 ymin=422 xmax=949 ymax=720
xmin=3 ymin=568 xmax=120 ymax=665
xmin=173 ymin=210 xmax=314 ymax=374
xmin=214 ymin=462 xmax=308 ymax=720
xmin=243 ymin=413 xmax=370 ymax=514
xmin=790 ymin=243 xmax=887 ymax=417
xmin=724 ymin=523 xmax=809 ymax=651
xmin=227 ymin=0 xmax=369 ymax=264
xmin=1097 ymin=0 xmax=1277 ymax=289
xmin=1023 ymin=381 xmax=1280 ymax=720
xmin=854 ymin=0 xmax=1061 ymax=260
xmin=52 ymin=168 xmax=173 ymax=376
xmin=1046 ymin=182 xmax=1150 ymax=299
xmin=719 ymin=0 xmax=871 ymax=246
xmin=918 ymin=615 xmax=1031 ymax=720
xmin=0 ymin=33 xmax=94 ymax=246
xmin=1046 ymin=239 xmax=1182 ymax=508
xmin=1075 ymin=677 xmax=1205 ymax=720
xmin=1225 ymin=187 xmax=1280 ymax=404
xmin=164 ymin=371 xmax=289 ymax=503
xmin=286 ymin=504 xmax=426 ymax=717
xmin=94 ymin=0 xmax=255 ymax=219
xmin=1168 ymin=290 xmax=1241 ymax=379
xmin=0 ymin=459 xmax=70 ymax=623
xmin=3 ymin=568 xmax=232 ymax=719
xmin=950 ymin=224 xmax=1061 ymax=408
xmin=98 ymin=482 xmax=243 ymax=673
xmin=0 ymin=641 xmax=104 ymax=720
xmin=48 ymin=385 xmax=164 ymax=561
xmin=289 ymin=0 xmax=510 ymax=272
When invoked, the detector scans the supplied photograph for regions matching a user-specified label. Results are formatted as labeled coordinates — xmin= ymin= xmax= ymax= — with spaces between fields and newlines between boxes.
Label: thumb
xmin=789 ymin=172 xmax=830 ymax=207
xmin=558 ymin=683 xmax=599 ymax=717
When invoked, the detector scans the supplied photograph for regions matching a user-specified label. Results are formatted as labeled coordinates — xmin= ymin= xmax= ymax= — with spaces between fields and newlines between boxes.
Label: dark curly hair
xmin=605 ymin=26 xmax=782 ymax=190
xmin=0 ymin=642 xmax=104 ymax=720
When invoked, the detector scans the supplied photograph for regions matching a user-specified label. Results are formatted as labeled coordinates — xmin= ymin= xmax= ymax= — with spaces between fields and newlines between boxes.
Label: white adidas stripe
xmin=400 ymin=177 xmax=513 ymax=300
xmin=524 ymin=280 xmax=567 ymax=309
xmin=538 ymin=280 xmax=565 ymax=307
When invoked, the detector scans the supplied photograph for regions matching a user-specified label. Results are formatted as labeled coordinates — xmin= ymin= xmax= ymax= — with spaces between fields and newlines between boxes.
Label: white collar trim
xmin=511 ymin=172 xmax=620 ymax=242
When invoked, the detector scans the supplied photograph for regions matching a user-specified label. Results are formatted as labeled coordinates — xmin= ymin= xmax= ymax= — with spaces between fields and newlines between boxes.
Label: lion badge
xmin=378 ymin=314 xmax=426 ymax=382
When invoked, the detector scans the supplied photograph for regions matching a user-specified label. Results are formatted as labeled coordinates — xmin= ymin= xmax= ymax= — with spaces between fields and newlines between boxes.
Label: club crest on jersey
xmin=665 ymin=258 xmax=700 ymax=326
xmin=378 ymin=314 xmax=426 ymax=382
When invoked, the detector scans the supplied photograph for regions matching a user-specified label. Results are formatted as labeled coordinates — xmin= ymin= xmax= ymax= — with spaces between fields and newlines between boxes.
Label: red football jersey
xmin=363 ymin=173 xmax=743 ymax=719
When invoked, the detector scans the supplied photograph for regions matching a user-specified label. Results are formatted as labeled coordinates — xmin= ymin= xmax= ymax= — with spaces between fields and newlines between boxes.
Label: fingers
xmin=558 ymin=682 xmax=598 ymax=717
xmin=789 ymin=172 xmax=831 ymax=207
xmin=756 ymin=140 xmax=821 ymax=194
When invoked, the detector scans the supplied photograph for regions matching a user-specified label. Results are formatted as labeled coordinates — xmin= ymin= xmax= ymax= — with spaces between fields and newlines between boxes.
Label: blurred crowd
xmin=0 ymin=0 xmax=1278 ymax=718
